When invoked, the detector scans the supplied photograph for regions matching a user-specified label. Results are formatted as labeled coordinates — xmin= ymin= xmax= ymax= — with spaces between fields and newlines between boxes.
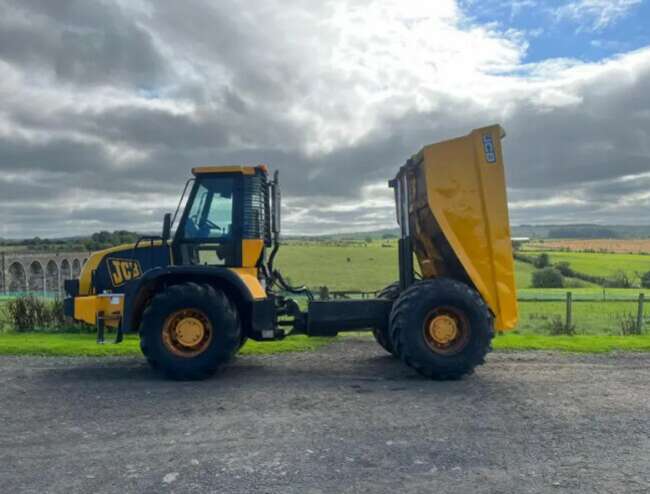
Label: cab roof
xmin=191 ymin=164 xmax=268 ymax=176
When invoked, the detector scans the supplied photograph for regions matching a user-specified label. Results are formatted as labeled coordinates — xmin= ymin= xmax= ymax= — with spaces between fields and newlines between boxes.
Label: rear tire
xmin=372 ymin=282 xmax=400 ymax=355
xmin=139 ymin=282 xmax=241 ymax=380
xmin=390 ymin=278 xmax=493 ymax=380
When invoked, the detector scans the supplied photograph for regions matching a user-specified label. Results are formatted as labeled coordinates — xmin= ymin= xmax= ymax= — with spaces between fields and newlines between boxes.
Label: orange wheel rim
xmin=162 ymin=308 xmax=213 ymax=358
xmin=423 ymin=307 xmax=470 ymax=355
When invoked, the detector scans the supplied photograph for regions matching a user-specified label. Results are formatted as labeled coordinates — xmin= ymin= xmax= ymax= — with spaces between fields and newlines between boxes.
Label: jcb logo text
xmin=108 ymin=259 xmax=142 ymax=287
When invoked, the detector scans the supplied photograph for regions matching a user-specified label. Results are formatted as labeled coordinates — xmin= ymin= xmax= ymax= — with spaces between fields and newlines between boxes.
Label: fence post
xmin=637 ymin=293 xmax=645 ymax=333
xmin=565 ymin=291 xmax=573 ymax=329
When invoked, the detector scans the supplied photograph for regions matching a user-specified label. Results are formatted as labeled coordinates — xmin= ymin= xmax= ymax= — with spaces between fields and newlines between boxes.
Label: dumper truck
xmin=63 ymin=124 xmax=517 ymax=380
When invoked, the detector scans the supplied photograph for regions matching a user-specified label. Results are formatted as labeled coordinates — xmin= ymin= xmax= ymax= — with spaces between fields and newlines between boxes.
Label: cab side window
xmin=183 ymin=178 xmax=234 ymax=240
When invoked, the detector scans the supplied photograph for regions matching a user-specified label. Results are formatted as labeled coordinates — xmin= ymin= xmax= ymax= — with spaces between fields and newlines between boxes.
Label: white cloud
xmin=554 ymin=0 xmax=642 ymax=31
xmin=0 ymin=0 xmax=648 ymax=237
xmin=510 ymin=196 xmax=588 ymax=210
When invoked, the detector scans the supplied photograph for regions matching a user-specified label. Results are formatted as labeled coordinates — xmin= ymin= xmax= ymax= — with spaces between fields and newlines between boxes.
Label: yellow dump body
xmin=408 ymin=124 xmax=517 ymax=330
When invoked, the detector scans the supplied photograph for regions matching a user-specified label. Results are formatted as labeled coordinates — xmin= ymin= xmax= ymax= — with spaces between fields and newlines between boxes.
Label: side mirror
xmin=162 ymin=213 xmax=172 ymax=242
xmin=272 ymin=172 xmax=281 ymax=234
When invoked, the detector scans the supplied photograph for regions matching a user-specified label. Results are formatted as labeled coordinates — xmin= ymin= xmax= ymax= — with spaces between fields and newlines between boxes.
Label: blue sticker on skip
xmin=482 ymin=134 xmax=496 ymax=163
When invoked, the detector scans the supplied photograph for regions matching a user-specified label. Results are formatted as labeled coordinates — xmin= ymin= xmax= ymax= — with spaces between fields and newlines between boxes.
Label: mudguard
xmin=122 ymin=265 xmax=265 ymax=332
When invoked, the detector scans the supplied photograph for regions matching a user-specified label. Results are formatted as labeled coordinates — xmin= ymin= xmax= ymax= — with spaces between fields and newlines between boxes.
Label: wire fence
xmin=517 ymin=292 xmax=645 ymax=302
xmin=314 ymin=286 xmax=645 ymax=302
xmin=1 ymin=287 xmax=648 ymax=335
xmin=313 ymin=287 xmax=648 ymax=335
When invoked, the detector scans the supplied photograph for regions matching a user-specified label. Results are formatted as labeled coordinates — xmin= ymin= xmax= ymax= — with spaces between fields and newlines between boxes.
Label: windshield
xmin=184 ymin=177 xmax=234 ymax=239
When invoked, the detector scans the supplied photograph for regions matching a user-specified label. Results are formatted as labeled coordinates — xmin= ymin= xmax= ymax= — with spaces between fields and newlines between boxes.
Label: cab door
xmin=173 ymin=174 xmax=242 ymax=266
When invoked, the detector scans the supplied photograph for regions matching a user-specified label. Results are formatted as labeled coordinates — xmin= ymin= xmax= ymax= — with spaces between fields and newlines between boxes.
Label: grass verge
xmin=0 ymin=332 xmax=334 ymax=357
xmin=1 ymin=332 xmax=650 ymax=357
xmin=493 ymin=333 xmax=650 ymax=353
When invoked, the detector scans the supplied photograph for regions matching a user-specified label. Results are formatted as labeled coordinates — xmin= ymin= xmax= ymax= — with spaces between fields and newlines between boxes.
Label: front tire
xmin=139 ymin=282 xmax=241 ymax=380
xmin=390 ymin=278 xmax=493 ymax=380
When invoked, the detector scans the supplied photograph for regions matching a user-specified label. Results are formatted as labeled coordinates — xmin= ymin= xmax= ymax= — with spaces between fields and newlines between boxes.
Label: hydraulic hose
xmin=271 ymin=269 xmax=313 ymax=301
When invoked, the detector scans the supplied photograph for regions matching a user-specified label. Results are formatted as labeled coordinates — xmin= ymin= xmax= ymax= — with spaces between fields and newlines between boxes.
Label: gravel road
xmin=1 ymin=338 xmax=649 ymax=494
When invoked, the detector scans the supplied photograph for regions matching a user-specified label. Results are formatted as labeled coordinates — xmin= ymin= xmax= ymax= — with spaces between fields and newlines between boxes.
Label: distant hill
xmin=512 ymin=224 xmax=650 ymax=239
xmin=290 ymin=224 xmax=650 ymax=241
xmin=3 ymin=224 xmax=650 ymax=253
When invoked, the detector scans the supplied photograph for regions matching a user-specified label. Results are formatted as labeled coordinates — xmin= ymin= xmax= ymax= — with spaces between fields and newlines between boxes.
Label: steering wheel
xmin=204 ymin=219 xmax=222 ymax=231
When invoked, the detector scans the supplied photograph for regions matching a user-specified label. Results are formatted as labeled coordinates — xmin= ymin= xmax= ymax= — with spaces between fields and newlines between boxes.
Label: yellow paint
xmin=162 ymin=308 xmax=213 ymax=357
xmin=74 ymin=294 xmax=124 ymax=328
xmin=192 ymin=166 xmax=256 ymax=175
xmin=241 ymin=239 xmax=264 ymax=267
xmin=229 ymin=267 xmax=267 ymax=300
xmin=78 ymin=241 xmax=169 ymax=295
xmin=175 ymin=317 xmax=205 ymax=346
xmin=428 ymin=314 xmax=458 ymax=345
xmin=420 ymin=124 xmax=518 ymax=330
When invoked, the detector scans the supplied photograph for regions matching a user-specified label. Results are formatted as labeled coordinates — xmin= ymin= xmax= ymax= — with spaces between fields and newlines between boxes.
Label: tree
xmin=92 ymin=231 xmax=113 ymax=244
xmin=555 ymin=261 xmax=573 ymax=277
xmin=532 ymin=268 xmax=564 ymax=288
xmin=534 ymin=253 xmax=550 ymax=269
xmin=640 ymin=271 xmax=650 ymax=289
xmin=604 ymin=270 xmax=633 ymax=288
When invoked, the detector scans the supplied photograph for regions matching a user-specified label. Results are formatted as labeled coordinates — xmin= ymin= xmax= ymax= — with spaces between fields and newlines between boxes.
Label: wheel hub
xmin=175 ymin=317 xmax=205 ymax=346
xmin=162 ymin=309 xmax=213 ymax=358
xmin=427 ymin=314 xmax=459 ymax=345
xmin=423 ymin=307 xmax=470 ymax=355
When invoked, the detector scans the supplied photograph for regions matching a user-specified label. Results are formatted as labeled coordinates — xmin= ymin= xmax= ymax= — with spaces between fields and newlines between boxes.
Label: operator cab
xmin=170 ymin=165 xmax=274 ymax=268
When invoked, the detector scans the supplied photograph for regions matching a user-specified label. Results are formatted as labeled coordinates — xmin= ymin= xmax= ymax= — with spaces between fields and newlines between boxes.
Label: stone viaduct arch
xmin=0 ymin=251 xmax=90 ymax=295
xmin=28 ymin=261 xmax=44 ymax=292
xmin=45 ymin=260 xmax=59 ymax=293
xmin=72 ymin=259 xmax=81 ymax=278
xmin=60 ymin=259 xmax=71 ymax=287
xmin=8 ymin=262 xmax=26 ymax=292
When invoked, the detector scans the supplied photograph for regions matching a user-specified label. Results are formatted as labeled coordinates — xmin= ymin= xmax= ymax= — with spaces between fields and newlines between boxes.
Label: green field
xmin=514 ymin=260 xmax=536 ymax=289
xmin=526 ymin=250 xmax=650 ymax=280
xmin=275 ymin=241 xmax=398 ymax=291
xmin=1 ymin=240 xmax=648 ymax=347
xmin=275 ymin=241 xmax=602 ymax=291
xmin=275 ymin=241 xmax=648 ymax=337
xmin=513 ymin=260 xmax=597 ymax=289
xmin=514 ymin=300 xmax=647 ymax=335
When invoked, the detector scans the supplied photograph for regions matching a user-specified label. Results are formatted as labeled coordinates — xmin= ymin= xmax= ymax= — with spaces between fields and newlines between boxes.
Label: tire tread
xmin=389 ymin=278 xmax=494 ymax=380
xmin=139 ymin=282 xmax=241 ymax=380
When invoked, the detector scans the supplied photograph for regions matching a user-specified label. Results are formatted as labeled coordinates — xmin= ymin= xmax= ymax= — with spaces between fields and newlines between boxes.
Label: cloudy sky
xmin=1 ymin=0 xmax=649 ymax=238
